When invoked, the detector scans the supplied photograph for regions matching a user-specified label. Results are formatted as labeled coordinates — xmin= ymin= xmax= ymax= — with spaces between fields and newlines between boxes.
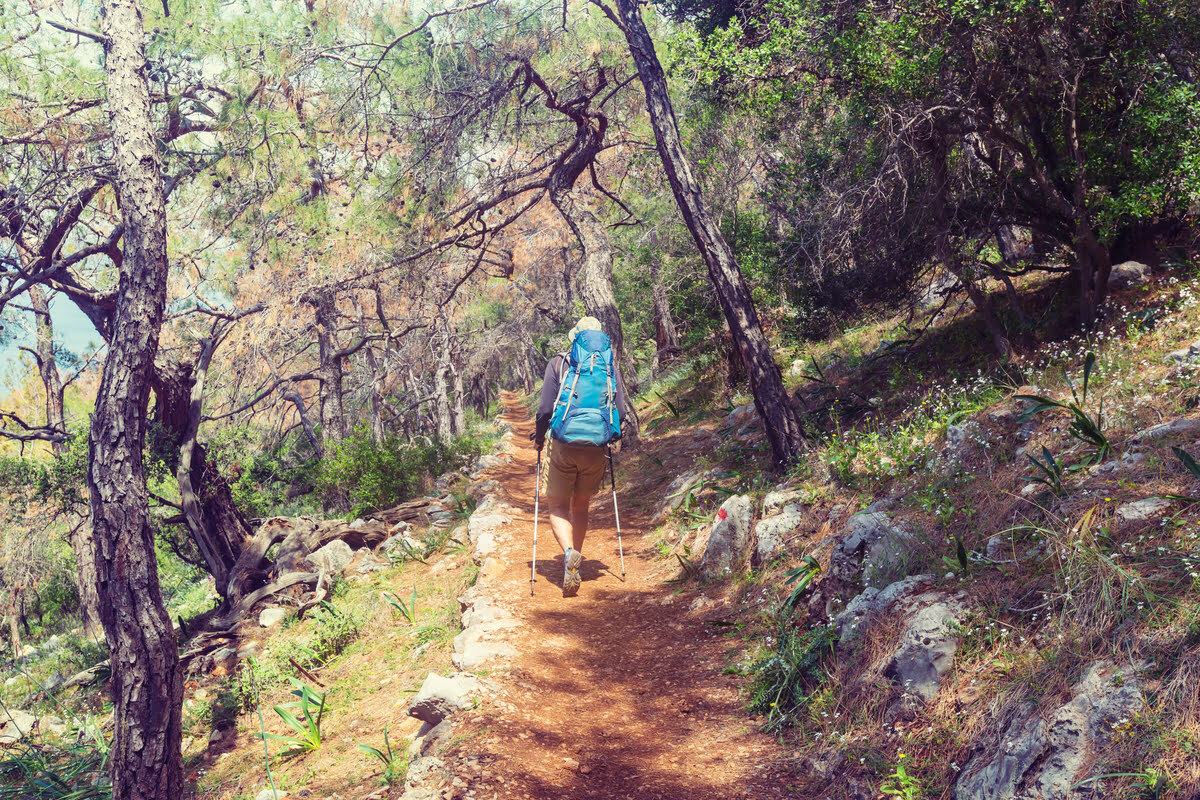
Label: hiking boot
xmin=562 ymin=548 xmax=582 ymax=597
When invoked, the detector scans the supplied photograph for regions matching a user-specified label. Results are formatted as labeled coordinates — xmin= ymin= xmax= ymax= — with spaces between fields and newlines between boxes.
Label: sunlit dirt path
xmin=447 ymin=394 xmax=794 ymax=800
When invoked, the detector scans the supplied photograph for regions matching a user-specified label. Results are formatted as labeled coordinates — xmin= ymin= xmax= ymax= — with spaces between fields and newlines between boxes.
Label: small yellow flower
xmin=898 ymin=753 xmax=907 ymax=759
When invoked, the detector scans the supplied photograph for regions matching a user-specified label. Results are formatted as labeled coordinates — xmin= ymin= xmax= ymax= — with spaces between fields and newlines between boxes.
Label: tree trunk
xmin=28 ymin=286 xmax=67 ymax=453
xmin=90 ymin=0 xmax=183 ymax=795
xmin=433 ymin=335 xmax=454 ymax=440
xmin=283 ymin=390 xmax=322 ymax=458
xmin=930 ymin=143 xmax=1013 ymax=360
xmin=651 ymin=262 xmax=681 ymax=372
xmin=613 ymin=0 xmax=805 ymax=467
xmin=312 ymin=292 xmax=349 ymax=453
xmin=451 ymin=360 xmax=466 ymax=435
xmin=68 ymin=521 xmax=103 ymax=638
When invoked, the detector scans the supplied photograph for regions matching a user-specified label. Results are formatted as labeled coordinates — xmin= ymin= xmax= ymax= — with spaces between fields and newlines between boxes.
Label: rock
xmin=473 ymin=454 xmax=508 ymax=473
xmin=407 ymin=673 xmax=480 ymax=725
xmin=919 ymin=270 xmax=963 ymax=309
xmin=210 ymin=647 xmax=238 ymax=674
xmin=259 ymin=608 xmax=288 ymax=628
xmin=348 ymin=550 xmax=389 ymax=575
xmin=467 ymin=478 xmax=502 ymax=502
xmin=42 ymin=635 xmax=62 ymax=652
xmin=1128 ymin=417 xmax=1200 ymax=446
xmin=829 ymin=512 xmax=914 ymax=590
xmin=42 ymin=671 xmax=66 ymax=694
xmin=886 ymin=596 xmax=969 ymax=701
xmin=956 ymin=662 xmax=1143 ymax=800
xmin=1115 ymin=497 xmax=1172 ymax=525
xmin=720 ymin=403 xmax=757 ymax=432
xmin=696 ymin=495 xmax=754 ymax=579
xmin=3 ymin=676 xmax=19 ymax=688
xmin=452 ymin=635 xmax=517 ymax=671
xmin=40 ymin=715 xmax=68 ymax=738
xmin=1107 ymin=260 xmax=1150 ymax=289
xmin=408 ymin=718 xmax=454 ymax=759
xmin=1166 ymin=339 xmax=1200 ymax=365
xmin=654 ymin=468 xmax=716 ymax=523
xmin=467 ymin=511 xmax=510 ymax=545
xmin=753 ymin=504 xmax=805 ymax=565
xmin=834 ymin=576 xmax=965 ymax=701
xmin=762 ymin=488 xmax=803 ymax=516
xmin=304 ymin=540 xmax=355 ymax=574
xmin=254 ymin=790 xmax=286 ymax=800
xmin=0 ymin=710 xmax=37 ymax=744
xmin=17 ymin=644 xmax=35 ymax=660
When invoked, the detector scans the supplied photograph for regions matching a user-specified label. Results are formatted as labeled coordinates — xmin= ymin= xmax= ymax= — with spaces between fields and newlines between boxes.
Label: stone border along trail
xmin=401 ymin=394 xmax=791 ymax=800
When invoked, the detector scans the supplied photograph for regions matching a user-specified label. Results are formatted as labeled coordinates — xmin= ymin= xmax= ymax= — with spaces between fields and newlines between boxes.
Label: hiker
xmin=532 ymin=316 xmax=630 ymax=597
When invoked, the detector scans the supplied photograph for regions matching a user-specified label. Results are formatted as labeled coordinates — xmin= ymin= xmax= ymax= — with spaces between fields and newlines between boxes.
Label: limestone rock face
xmin=753 ymin=503 xmax=805 ymax=565
xmin=697 ymin=495 xmax=754 ymax=579
xmin=834 ymin=575 xmax=968 ymax=702
xmin=408 ymin=673 xmax=480 ymax=726
xmin=956 ymin=662 xmax=1144 ymax=800
xmin=258 ymin=607 xmax=288 ymax=628
xmin=1128 ymin=417 xmax=1200 ymax=446
xmin=829 ymin=512 xmax=914 ymax=590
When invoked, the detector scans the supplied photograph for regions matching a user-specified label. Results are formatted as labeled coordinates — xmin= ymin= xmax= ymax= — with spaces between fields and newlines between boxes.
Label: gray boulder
xmin=304 ymin=540 xmax=355 ymax=574
xmin=258 ymin=608 xmax=288 ymax=628
xmin=1107 ymin=260 xmax=1150 ymax=289
xmin=956 ymin=662 xmax=1143 ymax=800
xmin=467 ymin=510 xmax=510 ymax=545
xmin=830 ymin=512 xmax=914 ymax=590
xmin=697 ymin=495 xmax=754 ymax=579
xmin=762 ymin=488 xmax=804 ymax=516
xmin=1166 ymin=339 xmax=1200 ymax=365
xmin=753 ymin=503 xmax=805 ymax=565
xmin=407 ymin=673 xmax=480 ymax=726
xmin=0 ymin=710 xmax=37 ymax=745
xmin=42 ymin=671 xmax=66 ymax=694
xmin=834 ymin=576 xmax=967 ymax=702
xmin=654 ymin=468 xmax=715 ymax=523
xmin=1128 ymin=417 xmax=1200 ymax=446
xmin=1115 ymin=497 xmax=1172 ymax=526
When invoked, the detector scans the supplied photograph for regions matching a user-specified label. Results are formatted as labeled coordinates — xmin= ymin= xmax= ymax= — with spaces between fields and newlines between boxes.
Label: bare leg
xmin=548 ymin=497 xmax=573 ymax=554
xmin=549 ymin=493 xmax=592 ymax=554
xmin=570 ymin=493 xmax=590 ymax=552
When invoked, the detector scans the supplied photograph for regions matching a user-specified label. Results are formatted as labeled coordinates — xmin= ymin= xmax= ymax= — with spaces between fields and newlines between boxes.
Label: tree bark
xmin=650 ymin=262 xmax=681 ymax=372
xmin=451 ymin=359 xmax=466 ymax=435
xmin=433 ymin=335 xmax=454 ymax=440
xmin=154 ymin=340 xmax=251 ymax=594
xmin=312 ymin=291 xmax=349 ymax=453
xmin=612 ymin=0 xmax=805 ymax=466
xmin=27 ymin=286 xmax=67 ymax=453
xmin=89 ymin=0 xmax=184 ymax=795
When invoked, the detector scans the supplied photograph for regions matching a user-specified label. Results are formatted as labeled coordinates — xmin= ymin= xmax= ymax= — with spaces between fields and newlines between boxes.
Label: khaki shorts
xmin=545 ymin=441 xmax=608 ymax=500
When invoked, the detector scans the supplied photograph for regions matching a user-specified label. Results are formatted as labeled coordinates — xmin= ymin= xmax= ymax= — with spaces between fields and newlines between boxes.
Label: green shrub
xmin=747 ymin=623 xmax=835 ymax=732
xmin=314 ymin=429 xmax=485 ymax=516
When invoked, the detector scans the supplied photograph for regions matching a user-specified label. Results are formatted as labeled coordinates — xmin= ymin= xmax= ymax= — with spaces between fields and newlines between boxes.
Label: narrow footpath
xmin=447 ymin=395 xmax=793 ymax=800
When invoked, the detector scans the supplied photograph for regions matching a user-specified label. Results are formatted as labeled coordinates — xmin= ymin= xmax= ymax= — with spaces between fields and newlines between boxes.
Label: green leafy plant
xmin=359 ymin=726 xmax=408 ymax=786
xmin=1016 ymin=353 xmax=1110 ymax=464
xmin=942 ymin=536 xmax=971 ymax=574
xmin=382 ymin=588 xmax=419 ymax=623
xmin=746 ymin=623 xmax=834 ymax=732
xmin=781 ymin=556 xmax=821 ymax=612
xmin=880 ymin=758 xmax=922 ymax=799
xmin=256 ymin=679 xmax=327 ymax=754
xmin=1025 ymin=446 xmax=1067 ymax=496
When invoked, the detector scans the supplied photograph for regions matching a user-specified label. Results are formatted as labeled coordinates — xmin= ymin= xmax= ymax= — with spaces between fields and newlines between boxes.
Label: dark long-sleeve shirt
xmin=534 ymin=353 xmax=629 ymax=445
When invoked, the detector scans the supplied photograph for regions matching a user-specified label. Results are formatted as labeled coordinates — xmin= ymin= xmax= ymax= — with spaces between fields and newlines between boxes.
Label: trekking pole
xmin=608 ymin=446 xmax=626 ymax=580
xmin=531 ymin=449 xmax=542 ymax=596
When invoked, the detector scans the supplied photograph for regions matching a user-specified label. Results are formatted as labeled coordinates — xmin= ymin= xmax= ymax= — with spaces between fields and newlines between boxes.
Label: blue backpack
xmin=549 ymin=330 xmax=621 ymax=447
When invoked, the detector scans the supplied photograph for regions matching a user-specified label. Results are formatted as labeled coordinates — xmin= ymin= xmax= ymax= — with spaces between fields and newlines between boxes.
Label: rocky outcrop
xmin=1166 ymin=339 xmax=1200 ymax=365
xmin=1127 ymin=417 xmax=1200 ymax=447
xmin=829 ymin=511 xmax=914 ymax=591
xmin=653 ymin=468 xmax=717 ymax=523
xmin=752 ymin=503 xmax=804 ymax=565
xmin=696 ymin=495 xmax=754 ymax=578
xmin=1115 ymin=497 xmax=1172 ymax=526
xmin=834 ymin=575 xmax=970 ymax=702
xmin=956 ymin=662 xmax=1144 ymax=800
xmin=408 ymin=672 xmax=481 ymax=726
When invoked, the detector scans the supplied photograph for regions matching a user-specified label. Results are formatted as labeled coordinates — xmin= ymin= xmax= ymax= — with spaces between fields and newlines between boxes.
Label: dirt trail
xmin=449 ymin=396 xmax=793 ymax=800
